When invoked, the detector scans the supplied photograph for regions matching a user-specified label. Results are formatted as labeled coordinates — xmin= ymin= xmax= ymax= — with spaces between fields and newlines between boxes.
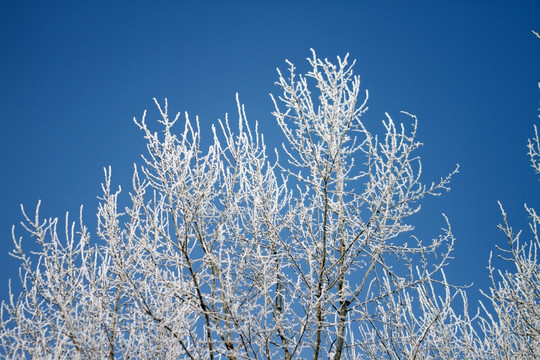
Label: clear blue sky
xmin=1 ymin=1 xmax=540 ymax=308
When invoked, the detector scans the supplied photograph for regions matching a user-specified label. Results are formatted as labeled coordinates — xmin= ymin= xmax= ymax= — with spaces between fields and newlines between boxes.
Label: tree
xmin=475 ymin=201 xmax=540 ymax=359
xmin=471 ymin=31 xmax=540 ymax=358
xmin=1 ymin=51 xmax=474 ymax=359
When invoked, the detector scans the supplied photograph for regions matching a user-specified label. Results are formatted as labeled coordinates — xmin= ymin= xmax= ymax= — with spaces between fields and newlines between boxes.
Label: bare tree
xmin=1 ymin=51 xmax=474 ymax=359
xmin=471 ymin=31 xmax=540 ymax=359
xmin=475 ymin=202 xmax=540 ymax=359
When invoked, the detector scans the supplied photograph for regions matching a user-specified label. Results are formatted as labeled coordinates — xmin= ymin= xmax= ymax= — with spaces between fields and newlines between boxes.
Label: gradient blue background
xmin=1 ymin=1 xmax=540 ymax=310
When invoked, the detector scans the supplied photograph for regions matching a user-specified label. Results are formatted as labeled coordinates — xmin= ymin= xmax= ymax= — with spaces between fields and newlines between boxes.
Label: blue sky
xmin=1 ymin=1 xmax=540 ymax=308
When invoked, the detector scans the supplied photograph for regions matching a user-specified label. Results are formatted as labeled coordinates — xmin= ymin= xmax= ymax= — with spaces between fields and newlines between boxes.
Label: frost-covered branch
xmin=1 ymin=52 xmax=469 ymax=359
